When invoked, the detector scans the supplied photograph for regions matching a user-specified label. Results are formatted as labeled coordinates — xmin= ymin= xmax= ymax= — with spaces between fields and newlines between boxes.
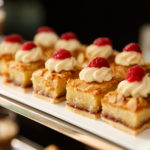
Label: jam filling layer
xmin=66 ymin=102 xmax=101 ymax=115
xmin=6 ymin=80 xmax=32 ymax=88
xmin=34 ymin=89 xmax=65 ymax=99
xmin=102 ymin=113 xmax=150 ymax=130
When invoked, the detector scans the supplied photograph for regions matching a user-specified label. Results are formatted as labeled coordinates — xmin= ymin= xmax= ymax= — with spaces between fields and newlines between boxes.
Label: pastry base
xmin=101 ymin=116 xmax=150 ymax=136
xmin=33 ymin=92 xmax=65 ymax=104
xmin=4 ymin=82 xmax=32 ymax=93
xmin=66 ymin=103 xmax=100 ymax=119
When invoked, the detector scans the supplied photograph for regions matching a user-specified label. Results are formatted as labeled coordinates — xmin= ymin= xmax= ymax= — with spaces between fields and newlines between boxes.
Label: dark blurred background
xmin=1 ymin=1 xmax=150 ymax=149
xmin=3 ymin=0 xmax=150 ymax=51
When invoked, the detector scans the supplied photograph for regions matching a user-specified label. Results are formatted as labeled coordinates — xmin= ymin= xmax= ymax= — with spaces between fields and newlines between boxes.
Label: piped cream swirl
xmin=34 ymin=32 xmax=59 ymax=47
xmin=45 ymin=57 xmax=76 ymax=72
xmin=115 ymin=51 xmax=144 ymax=66
xmin=79 ymin=67 xmax=112 ymax=83
xmin=15 ymin=47 xmax=43 ymax=63
xmin=55 ymin=39 xmax=81 ymax=52
xmin=0 ymin=42 xmax=21 ymax=55
xmin=86 ymin=45 xmax=112 ymax=60
xmin=117 ymin=75 xmax=150 ymax=98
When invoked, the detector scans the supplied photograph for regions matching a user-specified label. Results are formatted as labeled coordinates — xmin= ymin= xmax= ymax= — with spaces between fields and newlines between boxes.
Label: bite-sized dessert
xmin=44 ymin=144 xmax=60 ymax=150
xmin=5 ymin=41 xmax=44 ymax=92
xmin=34 ymin=26 xmax=59 ymax=60
xmin=66 ymin=57 xmax=121 ymax=119
xmin=101 ymin=66 xmax=150 ymax=135
xmin=111 ymin=42 xmax=150 ymax=79
xmin=0 ymin=34 xmax=23 ymax=76
xmin=55 ymin=32 xmax=84 ymax=58
xmin=32 ymin=49 xmax=79 ymax=104
xmin=85 ymin=37 xmax=118 ymax=64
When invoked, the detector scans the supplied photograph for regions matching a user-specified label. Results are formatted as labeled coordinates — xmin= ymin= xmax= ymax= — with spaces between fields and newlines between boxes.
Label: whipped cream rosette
xmin=45 ymin=49 xmax=76 ymax=72
xmin=55 ymin=32 xmax=81 ymax=52
xmin=115 ymin=43 xmax=144 ymax=66
xmin=0 ymin=34 xmax=23 ymax=55
xmin=15 ymin=41 xmax=43 ymax=63
xmin=34 ymin=26 xmax=59 ymax=47
xmin=79 ymin=57 xmax=112 ymax=83
xmin=86 ymin=37 xmax=113 ymax=60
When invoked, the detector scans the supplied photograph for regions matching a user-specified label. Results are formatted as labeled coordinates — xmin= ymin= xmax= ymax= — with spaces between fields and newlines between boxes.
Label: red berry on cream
xmin=4 ymin=34 xmax=23 ymax=44
xmin=22 ymin=42 xmax=37 ymax=51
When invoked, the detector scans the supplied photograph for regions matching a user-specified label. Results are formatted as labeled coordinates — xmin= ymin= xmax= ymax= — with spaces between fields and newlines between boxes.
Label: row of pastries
xmin=0 ymin=26 xmax=150 ymax=136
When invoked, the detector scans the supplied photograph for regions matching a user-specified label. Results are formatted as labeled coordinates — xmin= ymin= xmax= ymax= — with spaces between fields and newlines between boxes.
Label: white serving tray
xmin=0 ymin=79 xmax=150 ymax=150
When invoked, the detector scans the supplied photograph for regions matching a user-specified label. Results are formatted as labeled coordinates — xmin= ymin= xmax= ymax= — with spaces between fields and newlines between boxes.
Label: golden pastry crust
xmin=0 ymin=54 xmax=14 ymax=61
xmin=33 ymin=92 xmax=65 ymax=104
xmin=108 ymin=50 xmax=119 ymax=64
xmin=66 ymin=104 xmax=100 ymax=119
xmin=111 ymin=62 xmax=150 ymax=80
xmin=102 ymin=91 xmax=150 ymax=112
xmin=101 ymin=116 xmax=150 ymax=136
xmin=8 ymin=60 xmax=44 ymax=72
xmin=67 ymin=77 xmax=121 ymax=96
xmin=38 ymin=44 xmax=55 ymax=60
xmin=33 ymin=68 xmax=79 ymax=83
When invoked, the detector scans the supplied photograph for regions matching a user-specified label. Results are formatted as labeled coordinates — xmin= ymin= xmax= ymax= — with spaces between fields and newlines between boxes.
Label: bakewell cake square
xmin=39 ymin=45 xmax=55 ymax=61
xmin=0 ymin=54 xmax=13 ymax=76
xmin=32 ymin=68 xmax=79 ymax=104
xmin=5 ymin=60 xmax=44 ymax=92
xmin=111 ymin=63 xmax=150 ymax=80
xmin=66 ymin=78 xmax=121 ymax=119
xmin=101 ymin=91 xmax=150 ymax=135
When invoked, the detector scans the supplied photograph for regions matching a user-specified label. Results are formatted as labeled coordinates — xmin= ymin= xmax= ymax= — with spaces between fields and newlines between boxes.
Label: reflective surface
xmin=0 ymin=94 xmax=124 ymax=150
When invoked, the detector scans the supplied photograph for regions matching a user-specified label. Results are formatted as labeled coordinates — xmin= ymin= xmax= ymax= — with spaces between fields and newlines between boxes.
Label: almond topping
xmin=126 ymin=98 xmax=137 ymax=111
xmin=77 ymin=52 xmax=85 ymax=63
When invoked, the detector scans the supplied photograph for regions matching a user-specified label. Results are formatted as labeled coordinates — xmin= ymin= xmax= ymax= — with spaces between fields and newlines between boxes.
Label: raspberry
xmin=87 ymin=57 xmax=109 ymax=68
xmin=37 ymin=26 xmax=55 ymax=33
xmin=22 ymin=41 xmax=37 ymax=51
xmin=4 ymin=34 xmax=23 ymax=44
xmin=126 ymin=66 xmax=145 ymax=82
xmin=52 ymin=49 xmax=71 ymax=60
xmin=61 ymin=32 xmax=78 ymax=40
xmin=93 ymin=37 xmax=112 ymax=47
xmin=123 ymin=43 xmax=142 ymax=53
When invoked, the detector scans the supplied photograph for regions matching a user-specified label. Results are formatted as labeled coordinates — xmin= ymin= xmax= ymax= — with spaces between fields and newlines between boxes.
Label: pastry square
xmin=66 ymin=78 xmax=121 ymax=119
xmin=0 ymin=54 xmax=13 ymax=76
xmin=32 ymin=68 xmax=79 ymax=104
xmin=111 ymin=62 xmax=150 ymax=80
xmin=101 ymin=91 xmax=150 ymax=135
xmin=5 ymin=60 xmax=44 ymax=92
xmin=39 ymin=45 xmax=55 ymax=61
